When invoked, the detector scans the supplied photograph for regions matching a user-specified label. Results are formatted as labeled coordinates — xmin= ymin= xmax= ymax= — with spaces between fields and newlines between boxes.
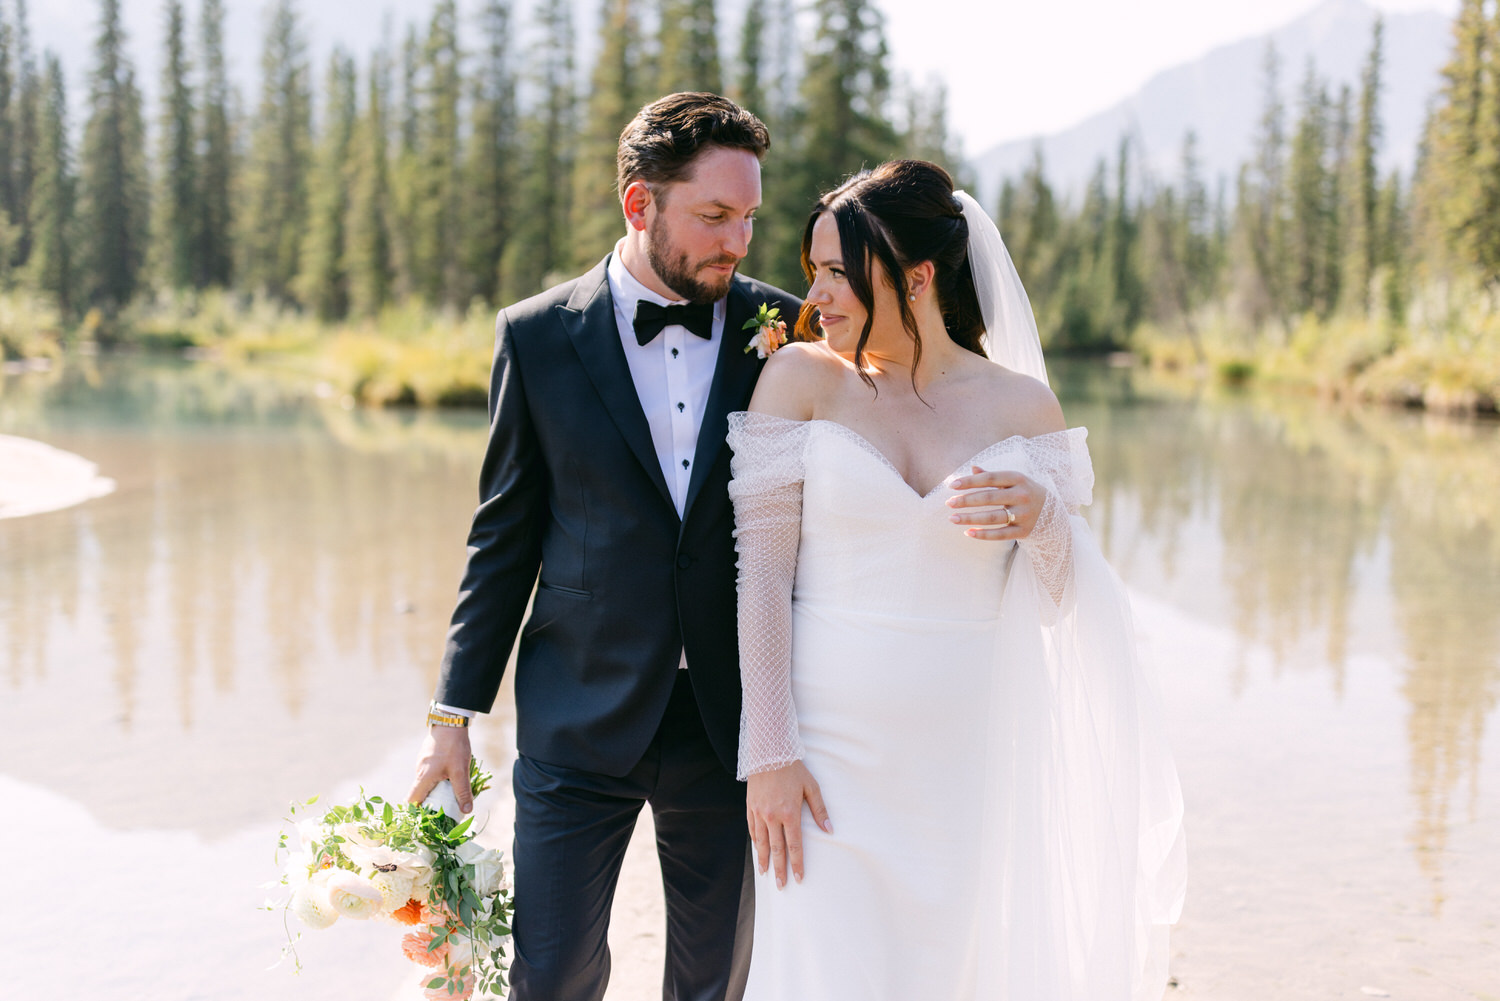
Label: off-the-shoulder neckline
xmin=728 ymin=411 xmax=1086 ymax=444
xmin=728 ymin=412 xmax=1087 ymax=500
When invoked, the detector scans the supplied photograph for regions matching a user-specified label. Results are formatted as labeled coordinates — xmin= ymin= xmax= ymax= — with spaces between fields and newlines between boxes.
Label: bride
xmin=727 ymin=160 xmax=1186 ymax=1000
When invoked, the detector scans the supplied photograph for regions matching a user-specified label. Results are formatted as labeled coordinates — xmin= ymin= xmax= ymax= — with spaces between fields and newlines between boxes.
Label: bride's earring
xmin=908 ymin=293 xmax=917 ymax=302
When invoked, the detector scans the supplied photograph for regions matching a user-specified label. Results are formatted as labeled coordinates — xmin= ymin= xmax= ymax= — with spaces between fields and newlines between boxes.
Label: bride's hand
xmin=946 ymin=466 xmax=1043 ymax=541
xmin=747 ymin=761 xmax=832 ymax=888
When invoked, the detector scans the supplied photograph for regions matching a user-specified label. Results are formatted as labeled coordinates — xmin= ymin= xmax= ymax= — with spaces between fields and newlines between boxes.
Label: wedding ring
xmin=1001 ymin=505 xmax=1015 ymax=527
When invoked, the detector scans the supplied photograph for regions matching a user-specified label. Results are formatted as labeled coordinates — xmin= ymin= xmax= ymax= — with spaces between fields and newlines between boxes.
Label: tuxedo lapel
xmin=683 ymin=278 xmax=764 ymax=520
xmin=556 ymin=257 xmax=674 ymax=510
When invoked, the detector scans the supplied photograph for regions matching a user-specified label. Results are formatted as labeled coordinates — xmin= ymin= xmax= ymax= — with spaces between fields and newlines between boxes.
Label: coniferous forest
xmin=1 ymin=0 xmax=1499 ymax=411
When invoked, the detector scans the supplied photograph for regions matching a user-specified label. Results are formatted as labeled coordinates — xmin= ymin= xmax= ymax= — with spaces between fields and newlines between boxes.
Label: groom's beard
xmin=647 ymin=221 xmax=739 ymax=304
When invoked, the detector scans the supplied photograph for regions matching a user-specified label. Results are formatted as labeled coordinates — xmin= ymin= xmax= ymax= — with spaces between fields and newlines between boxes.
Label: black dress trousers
xmin=509 ymin=671 xmax=754 ymax=1001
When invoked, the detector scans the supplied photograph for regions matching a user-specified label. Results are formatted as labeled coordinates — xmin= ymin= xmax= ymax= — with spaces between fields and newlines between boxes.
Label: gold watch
xmin=427 ymin=702 xmax=471 ymax=728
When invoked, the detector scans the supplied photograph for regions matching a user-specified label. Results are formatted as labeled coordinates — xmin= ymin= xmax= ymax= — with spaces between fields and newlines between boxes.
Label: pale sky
xmin=882 ymin=0 xmax=1458 ymax=153
xmin=27 ymin=0 xmax=1458 ymax=156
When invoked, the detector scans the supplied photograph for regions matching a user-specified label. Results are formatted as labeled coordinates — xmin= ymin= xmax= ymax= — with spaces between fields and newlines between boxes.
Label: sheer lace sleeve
xmin=726 ymin=411 xmax=811 ymax=780
xmin=1014 ymin=429 xmax=1095 ymax=614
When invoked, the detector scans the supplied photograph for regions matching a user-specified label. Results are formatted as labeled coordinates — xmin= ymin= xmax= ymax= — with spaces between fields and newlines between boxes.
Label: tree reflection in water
xmin=1067 ymin=364 xmax=1500 ymax=912
xmin=1 ymin=358 xmax=1496 ymax=911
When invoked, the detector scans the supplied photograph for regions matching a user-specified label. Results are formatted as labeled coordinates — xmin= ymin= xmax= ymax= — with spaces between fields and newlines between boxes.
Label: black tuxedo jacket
xmin=436 ymin=255 xmax=803 ymax=778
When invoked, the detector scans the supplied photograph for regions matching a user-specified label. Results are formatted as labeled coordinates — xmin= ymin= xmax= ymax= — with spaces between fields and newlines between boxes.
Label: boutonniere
xmin=742 ymin=303 xmax=788 ymax=359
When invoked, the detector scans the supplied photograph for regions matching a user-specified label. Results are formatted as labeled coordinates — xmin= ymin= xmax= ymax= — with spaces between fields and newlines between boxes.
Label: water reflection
xmin=0 ymin=360 xmax=492 ymax=838
xmin=1 ymin=358 xmax=1496 ymax=915
xmin=1067 ymin=368 xmax=1500 ymax=909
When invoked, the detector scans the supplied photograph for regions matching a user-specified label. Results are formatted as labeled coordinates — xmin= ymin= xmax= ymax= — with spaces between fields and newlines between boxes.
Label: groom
xmin=408 ymin=92 xmax=802 ymax=1000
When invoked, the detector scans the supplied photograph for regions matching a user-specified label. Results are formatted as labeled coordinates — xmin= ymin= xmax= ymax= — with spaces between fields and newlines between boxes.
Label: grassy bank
xmin=0 ymin=290 xmax=497 ymax=408
xmin=8 ymin=287 xmax=1500 ymax=416
xmin=1133 ymin=292 xmax=1500 ymax=416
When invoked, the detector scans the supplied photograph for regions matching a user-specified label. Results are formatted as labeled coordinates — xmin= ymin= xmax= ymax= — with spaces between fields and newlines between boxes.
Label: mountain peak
xmin=971 ymin=0 xmax=1450 ymax=204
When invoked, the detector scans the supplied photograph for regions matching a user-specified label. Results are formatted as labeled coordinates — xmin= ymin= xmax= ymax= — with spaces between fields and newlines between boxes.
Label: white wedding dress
xmin=728 ymin=412 xmax=1186 ymax=1001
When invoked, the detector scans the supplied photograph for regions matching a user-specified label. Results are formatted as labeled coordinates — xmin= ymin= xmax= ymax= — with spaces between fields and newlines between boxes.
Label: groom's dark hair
xmin=616 ymin=92 xmax=770 ymax=200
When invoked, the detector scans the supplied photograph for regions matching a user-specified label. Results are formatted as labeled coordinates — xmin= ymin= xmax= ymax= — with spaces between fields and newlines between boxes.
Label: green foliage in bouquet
xmin=269 ymin=758 xmax=512 ymax=999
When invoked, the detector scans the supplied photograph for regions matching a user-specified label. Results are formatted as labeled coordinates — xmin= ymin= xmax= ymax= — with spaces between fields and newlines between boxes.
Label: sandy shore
xmin=0 ymin=433 xmax=116 ymax=518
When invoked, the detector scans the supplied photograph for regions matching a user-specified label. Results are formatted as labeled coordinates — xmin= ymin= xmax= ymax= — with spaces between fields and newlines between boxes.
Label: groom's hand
xmin=407 ymin=725 xmax=474 ymax=814
xmin=747 ymin=761 xmax=832 ymax=889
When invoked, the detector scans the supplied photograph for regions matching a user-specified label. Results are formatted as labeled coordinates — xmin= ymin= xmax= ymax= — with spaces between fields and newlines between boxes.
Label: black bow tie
xmin=633 ymin=300 xmax=714 ymax=345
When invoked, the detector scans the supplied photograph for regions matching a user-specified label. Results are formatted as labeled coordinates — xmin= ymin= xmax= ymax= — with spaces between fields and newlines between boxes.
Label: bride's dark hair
xmin=795 ymin=159 xmax=988 ymax=387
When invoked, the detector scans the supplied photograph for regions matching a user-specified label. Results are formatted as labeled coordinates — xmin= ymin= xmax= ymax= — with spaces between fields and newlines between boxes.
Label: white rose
xmin=422 ymin=780 xmax=466 ymax=822
xmin=290 ymin=873 xmax=339 ymax=930
xmin=453 ymin=840 xmax=506 ymax=898
xmin=325 ymin=869 xmax=384 ymax=920
xmin=333 ymin=822 xmax=381 ymax=849
xmin=475 ymin=851 xmax=506 ymax=898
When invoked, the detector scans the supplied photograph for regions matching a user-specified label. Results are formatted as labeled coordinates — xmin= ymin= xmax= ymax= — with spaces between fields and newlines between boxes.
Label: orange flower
xmin=391 ymin=898 xmax=424 ymax=925
xmin=401 ymin=930 xmax=449 ymax=968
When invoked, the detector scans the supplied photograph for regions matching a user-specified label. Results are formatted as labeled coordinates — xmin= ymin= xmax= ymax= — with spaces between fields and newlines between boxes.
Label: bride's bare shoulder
xmin=978 ymin=363 xmax=1066 ymax=438
xmin=747 ymin=340 xmax=841 ymax=420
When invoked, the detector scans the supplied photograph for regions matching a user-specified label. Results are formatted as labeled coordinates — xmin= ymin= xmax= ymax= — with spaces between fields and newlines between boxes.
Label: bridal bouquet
xmin=268 ymin=760 xmax=513 ymax=999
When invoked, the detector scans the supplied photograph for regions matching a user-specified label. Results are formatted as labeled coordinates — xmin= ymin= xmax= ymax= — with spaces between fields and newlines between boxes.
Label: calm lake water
xmin=1 ymin=356 xmax=1496 ymax=1000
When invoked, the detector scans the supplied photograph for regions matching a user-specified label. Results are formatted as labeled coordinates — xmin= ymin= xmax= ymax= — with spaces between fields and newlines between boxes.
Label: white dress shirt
xmin=438 ymin=245 xmax=725 ymax=715
xmin=605 ymin=242 xmax=725 ymax=517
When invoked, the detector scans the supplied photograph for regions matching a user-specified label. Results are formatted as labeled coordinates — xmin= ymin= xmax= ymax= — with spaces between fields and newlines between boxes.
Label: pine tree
xmin=1142 ymin=130 xmax=1210 ymax=361
xmin=461 ymin=0 xmax=517 ymax=306
xmin=1326 ymin=84 xmax=1351 ymax=312
xmin=1342 ymin=16 xmax=1383 ymax=312
xmin=1422 ymin=0 xmax=1487 ymax=268
xmin=764 ymin=0 xmax=896 ymax=290
xmin=13 ymin=0 xmax=37 ymax=265
xmin=78 ymin=0 xmax=150 ymax=313
xmin=1053 ymin=156 xmax=1116 ymax=349
xmin=1473 ymin=3 xmax=1500 ymax=277
xmin=995 ymin=177 xmax=1017 ymax=240
xmin=154 ymin=0 xmax=199 ymax=291
xmin=1377 ymin=170 xmax=1407 ymax=321
xmin=571 ymin=0 xmax=644 ymax=273
xmin=28 ymin=51 xmax=73 ymax=313
xmin=412 ymin=0 xmax=463 ymax=307
xmin=241 ymin=0 xmax=311 ymax=303
xmin=1236 ymin=41 xmax=1288 ymax=331
xmin=738 ymin=0 xmax=798 ymax=286
xmin=764 ymin=0 xmax=797 ymax=121
xmin=197 ymin=0 xmax=233 ymax=287
xmin=656 ymin=0 xmax=721 ymax=95
xmin=900 ymin=79 xmax=966 ymax=185
xmin=799 ymin=0 xmax=894 ymax=183
xmin=1010 ymin=147 xmax=1058 ymax=295
xmin=295 ymin=48 xmax=355 ymax=319
xmin=1180 ymin=130 xmax=1213 ymax=304
xmin=0 ymin=7 xmax=15 ymax=280
xmin=345 ymin=48 xmax=393 ymax=317
xmin=734 ymin=0 xmax=765 ymax=117
xmin=1108 ymin=137 xmax=1142 ymax=337
xmin=390 ymin=25 xmax=421 ymax=300
xmin=1287 ymin=60 xmax=1331 ymax=316
xmin=500 ymin=0 xmax=575 ymax=298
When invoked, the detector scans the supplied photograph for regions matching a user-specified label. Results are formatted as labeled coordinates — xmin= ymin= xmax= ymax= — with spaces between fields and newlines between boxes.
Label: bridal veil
xmin=956 ymin=189 xmax=1187 ymax=999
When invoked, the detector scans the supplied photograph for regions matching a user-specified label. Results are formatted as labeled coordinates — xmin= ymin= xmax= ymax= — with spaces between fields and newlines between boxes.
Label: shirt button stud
xmin=671 ymin=348 xmax=679 ymax=357
xmin=682 ymin=459 xmax=690 ymax=469
xmin=677 ymin=402 xmax=685 ymax=412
